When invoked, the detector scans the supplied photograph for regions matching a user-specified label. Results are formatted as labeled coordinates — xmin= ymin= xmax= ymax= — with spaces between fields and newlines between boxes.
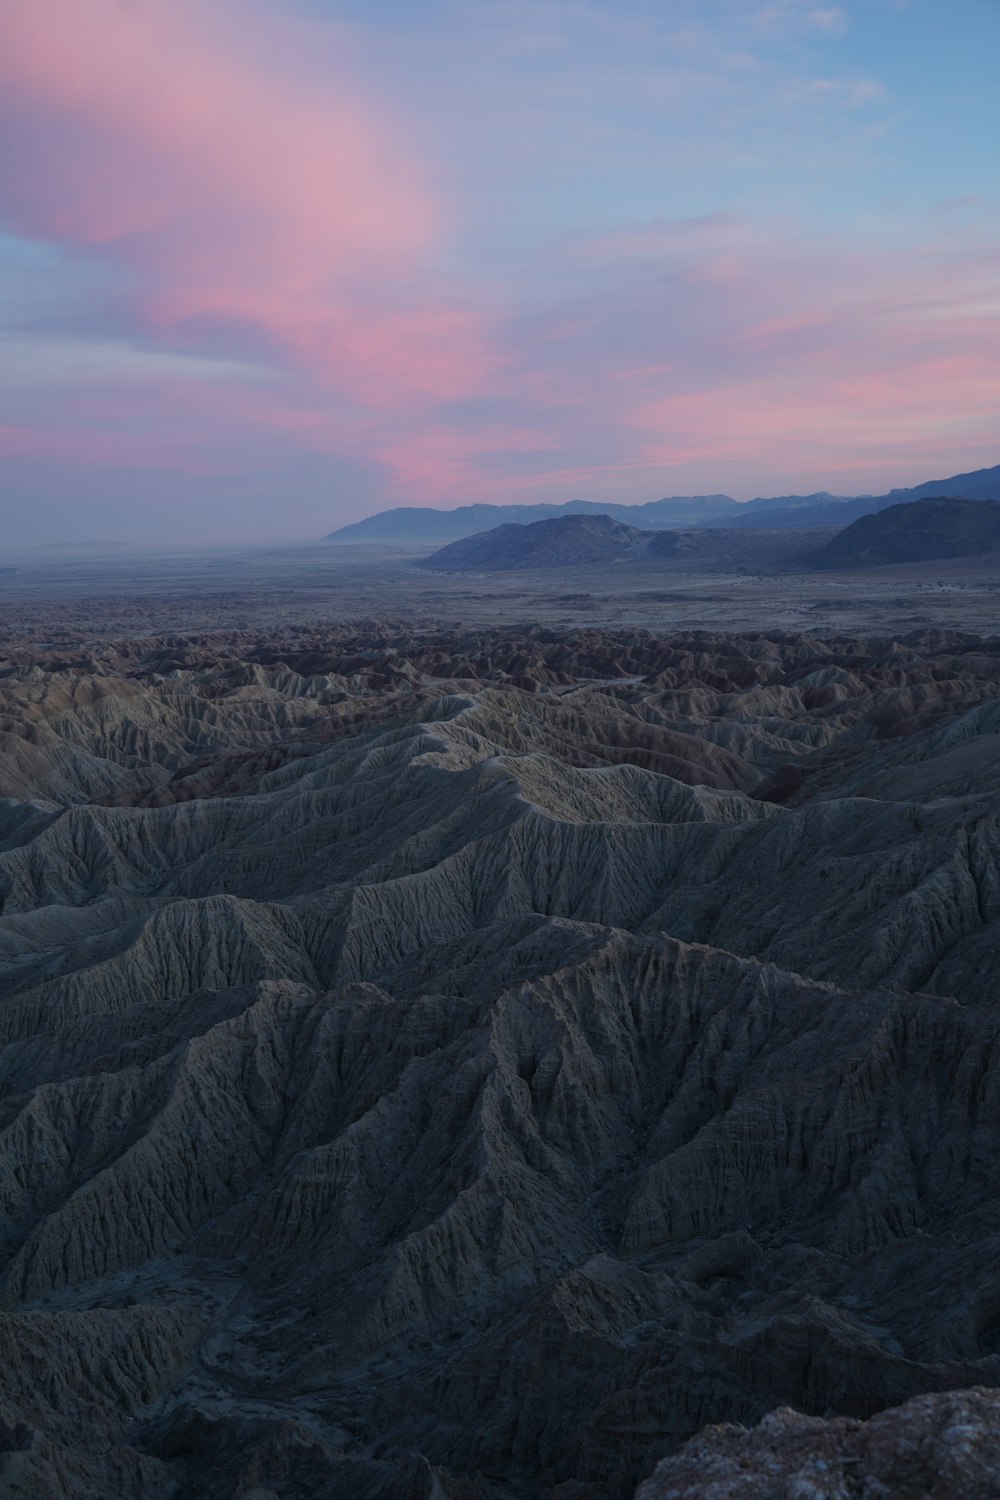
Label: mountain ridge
xmin=420 ymin=493 xmax=1000 ymax=573
xmin=325 ymin=463 xmax=1000 ymax=546
xmin=420 ymin=512 xmax=651 ymax=570
xmin=419 ymin=514 xmax=833 ymax=573
xmin=810 ymin=496 xmax=1000 ymax=569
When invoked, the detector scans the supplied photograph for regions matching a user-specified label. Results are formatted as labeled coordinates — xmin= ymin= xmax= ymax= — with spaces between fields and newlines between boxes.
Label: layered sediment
xmin=2 ymin=625 xmax=1000 ymax=1498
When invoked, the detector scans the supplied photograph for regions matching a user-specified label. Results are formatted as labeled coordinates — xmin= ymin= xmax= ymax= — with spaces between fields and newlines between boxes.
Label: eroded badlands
xmin=2 ymin=624 xmax=1000 ymax=1498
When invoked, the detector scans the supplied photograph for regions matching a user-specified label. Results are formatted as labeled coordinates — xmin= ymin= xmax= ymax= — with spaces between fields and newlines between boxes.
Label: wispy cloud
xmin=466 ymin=218 xmax=1000 ymax=500
xmin=789 ymin=74 xmax=887 ymax=108
xmin=753 ymin=1 xmax=849 ymax=34
xmin=0 ymin=0 xmax=996 ymax=539
xmin=0 ymin=0 xmax=494 ymax=408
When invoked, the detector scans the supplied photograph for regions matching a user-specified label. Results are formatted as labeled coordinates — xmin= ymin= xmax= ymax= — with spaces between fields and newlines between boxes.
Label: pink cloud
xmin=628 ymin=318 xmax=1000 ymax=480
xmin=408 ymin=221 xmax=998 ymax=505
xmin=0 ymin=3 xmax=996 ymax=522
xmin=0 ymin=0 xmax=496 ymax=409
xmin=375 ymin=423 xmax=562 ymax=499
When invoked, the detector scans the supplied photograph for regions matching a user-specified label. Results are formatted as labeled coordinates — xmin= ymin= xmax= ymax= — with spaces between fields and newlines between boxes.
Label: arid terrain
xmin=3 ymin=553 xmax=1000 ymax=1497
xmin=3 ymin=540 xmax=1000 ymax=641
xmin=5 ymin=0 xmax=999 ymax=1478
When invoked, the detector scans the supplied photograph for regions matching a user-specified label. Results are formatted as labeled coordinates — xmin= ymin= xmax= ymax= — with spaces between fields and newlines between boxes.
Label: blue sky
xmin=0 ymin=0 xmax=997 ymax=543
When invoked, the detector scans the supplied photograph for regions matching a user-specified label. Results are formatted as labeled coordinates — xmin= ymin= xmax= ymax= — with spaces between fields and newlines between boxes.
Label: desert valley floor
xmin=4 ymin=539 xmax=1000 ymax=638
xmin=3 ymin=550 xmax=1000 ymax=1496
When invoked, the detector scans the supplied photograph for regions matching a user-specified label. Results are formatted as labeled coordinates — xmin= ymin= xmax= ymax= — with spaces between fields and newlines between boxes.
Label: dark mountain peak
xmin=420 ymin=511 xmax=651 ymax=570
xmin=810 ymin=495 xmax=1000 ymax=569
xmin=885 ymin=464 xmax=1000 ymax=501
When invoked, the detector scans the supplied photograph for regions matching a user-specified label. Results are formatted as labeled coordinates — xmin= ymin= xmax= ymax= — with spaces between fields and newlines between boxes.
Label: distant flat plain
xmin=3 ymin=539 xmax=1000 ymax=641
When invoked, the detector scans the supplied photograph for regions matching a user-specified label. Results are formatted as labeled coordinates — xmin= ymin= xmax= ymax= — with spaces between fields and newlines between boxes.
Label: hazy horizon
xmin=2 ymin=0 xmax=999 ymax=546
xmin=8 ymin=457 xmax=1000 ymax=552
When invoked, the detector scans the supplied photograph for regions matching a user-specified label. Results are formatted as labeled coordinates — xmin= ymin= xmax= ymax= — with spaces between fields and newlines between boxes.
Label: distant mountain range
xmin=421 ymin=495 xmax=1000 ymax=574
xmin=421 ymin=513 xmax=827 ymax=574
xmin=325 ymin=464 xmax=1000 ymax=546
xmin=327 ymin=494 xmax=742 ymax=544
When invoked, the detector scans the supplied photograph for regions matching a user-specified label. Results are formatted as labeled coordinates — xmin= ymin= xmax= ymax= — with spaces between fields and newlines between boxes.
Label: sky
xmin=1 ymin=0 xmax=998 ymax=544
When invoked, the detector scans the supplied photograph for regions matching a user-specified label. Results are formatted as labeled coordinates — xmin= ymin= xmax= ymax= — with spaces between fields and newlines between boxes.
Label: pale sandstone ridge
xmin=637 ymin=1387 xmax=1000 ymax=1499
xmin=2 ymin=625 xmax=1000 ymax=1497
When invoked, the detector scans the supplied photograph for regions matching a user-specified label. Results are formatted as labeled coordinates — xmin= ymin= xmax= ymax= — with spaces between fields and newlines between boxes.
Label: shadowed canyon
xmin=3 ymin=619 xmax=1000 ymax=1496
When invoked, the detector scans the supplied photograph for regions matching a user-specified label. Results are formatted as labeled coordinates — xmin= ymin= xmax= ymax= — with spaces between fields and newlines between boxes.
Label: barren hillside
xmin=3 ymin=624 xmax=1000 ymax=1498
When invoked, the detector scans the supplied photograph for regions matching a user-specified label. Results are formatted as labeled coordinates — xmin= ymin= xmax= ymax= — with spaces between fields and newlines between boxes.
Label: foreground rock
xmin=637 ymin=1387 xmax=1000 ymax=1499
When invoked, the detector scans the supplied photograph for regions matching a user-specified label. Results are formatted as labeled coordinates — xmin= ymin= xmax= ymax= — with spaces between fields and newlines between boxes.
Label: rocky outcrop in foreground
xmin=638 ymin=1387 xmax=1000 ymax=1499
